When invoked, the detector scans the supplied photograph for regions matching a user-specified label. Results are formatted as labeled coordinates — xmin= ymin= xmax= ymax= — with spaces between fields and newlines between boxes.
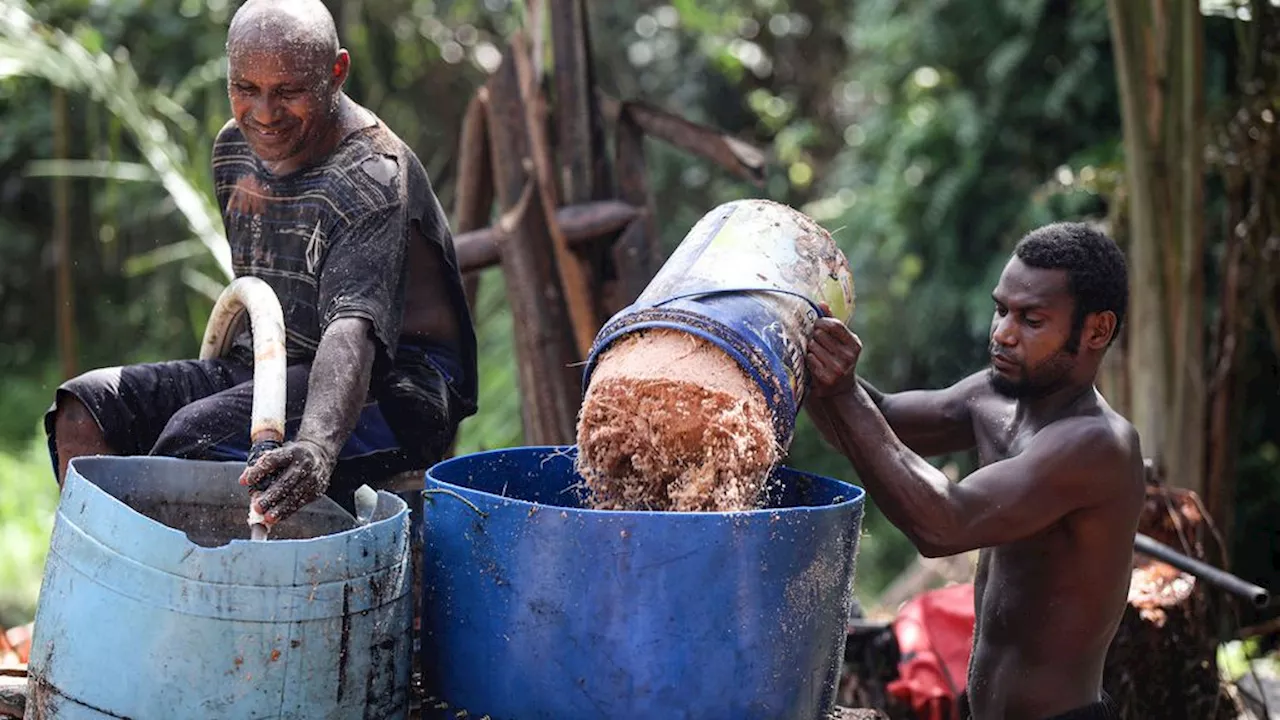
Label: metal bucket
xmin=420 ymin=446 xmax=866 ymax=720
xmin=25 ymin=456 xmax=413 ymax=719
xmin=583 ymin=198 xmax=856 ymax=449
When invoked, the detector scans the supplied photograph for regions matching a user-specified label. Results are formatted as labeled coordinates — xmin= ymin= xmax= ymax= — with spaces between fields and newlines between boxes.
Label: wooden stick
xmin=550 ymin=0 xmax=611 ymax=203
xmin=454 ymin=200 xmax=640 ymax=273
xmin=453 ymin=88 xmax=495 ymax=308
xmin=484 ymin=46 xmax=582 ymax=444
xmin=550 ymin=0 xmax=616 ymax=324
xmin=601 ymin=94 xmax=768 ymax=186
xmin=608 ymin=110 xmax=661 ymax=312
xmin=512 ymin=31 xmax=600 ymax=357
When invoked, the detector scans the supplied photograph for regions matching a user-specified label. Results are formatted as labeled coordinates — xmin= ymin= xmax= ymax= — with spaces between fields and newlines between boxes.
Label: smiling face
xmin=226 ymin=4 xmax=348 ymax=175
xmin=987 ymin=257 xmax=1084 ymax=399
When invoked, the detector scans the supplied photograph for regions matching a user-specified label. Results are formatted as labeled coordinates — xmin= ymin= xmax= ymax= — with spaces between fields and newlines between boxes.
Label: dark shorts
xmin=958 ymin=692 xmax=1119 ymax=720
xmin=45 ymin=339 xmax=464 ymax=504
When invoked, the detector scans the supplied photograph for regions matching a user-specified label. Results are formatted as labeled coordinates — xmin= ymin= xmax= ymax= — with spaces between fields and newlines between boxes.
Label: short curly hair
xmin=1013 ymin=222 xmax=1128 ymax=348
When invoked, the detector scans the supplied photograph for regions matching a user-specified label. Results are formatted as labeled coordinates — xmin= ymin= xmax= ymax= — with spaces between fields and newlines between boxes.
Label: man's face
xmin=987 ymin=257 xmax=1081 ymax=399
xmin=228 ymin=43 xmax=338 ymax=168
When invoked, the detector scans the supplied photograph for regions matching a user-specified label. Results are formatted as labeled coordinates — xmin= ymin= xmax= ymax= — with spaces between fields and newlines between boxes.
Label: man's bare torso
xmin=401 ymin=227 xmax=461 ymax=347
xmin=964 ymin=388 xmax=1143 ymax=719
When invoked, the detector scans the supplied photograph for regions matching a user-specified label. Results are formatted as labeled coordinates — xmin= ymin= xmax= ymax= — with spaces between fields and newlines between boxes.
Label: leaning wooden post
xmin=454 ymin=89 xmax=495 ymax=309
xmin=511 ymin=32 xmax=601 ymax=357
xmin=550 ymin=0 xmax=611 ymax=203
xmin=550 ymin=0 xmax=616 ymax=322
xmin=484 ymin=47 xmax=582 ymax=444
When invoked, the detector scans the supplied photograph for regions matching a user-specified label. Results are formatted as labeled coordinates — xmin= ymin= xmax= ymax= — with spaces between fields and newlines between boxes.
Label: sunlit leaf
xmin=0 ymin=0 xmax=232 ymax=280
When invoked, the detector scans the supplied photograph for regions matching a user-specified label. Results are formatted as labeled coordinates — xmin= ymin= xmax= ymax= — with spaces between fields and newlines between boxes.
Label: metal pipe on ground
xmin=1134 ymin=532 xmax=1271 ymax=608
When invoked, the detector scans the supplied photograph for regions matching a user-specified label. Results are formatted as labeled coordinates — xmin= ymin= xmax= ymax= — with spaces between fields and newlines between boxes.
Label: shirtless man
xmin=45 ymin=0 xmax=477 ymax=526
xmin=804 ymin=222 xmax=1144 ymax=720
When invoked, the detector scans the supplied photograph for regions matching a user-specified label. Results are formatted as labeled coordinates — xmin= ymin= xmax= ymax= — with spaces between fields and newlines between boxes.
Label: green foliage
xmin=1217 ymin=637 xmax=1280 ymax=682
xmin=0 ymin=427 xmax=58 ymax=627
xmin=813 ymin=0 xmax=1121 ymax=396
xmin=453 ymin=270 xmax=524 ymax=453
xmin=2 ymin=0 xmax=232 ymax=279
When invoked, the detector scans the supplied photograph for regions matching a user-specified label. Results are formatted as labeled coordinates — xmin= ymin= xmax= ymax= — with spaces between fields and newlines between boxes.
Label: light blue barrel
xmin=25 ymin=456 xmax=413 ymax=719
xmin=420 ymin=446 xmax=866 ymax=720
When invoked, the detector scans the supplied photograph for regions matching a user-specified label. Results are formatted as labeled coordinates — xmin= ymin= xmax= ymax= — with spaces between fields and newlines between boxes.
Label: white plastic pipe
xmin=199 ymin=277 xmax=286 ymax=541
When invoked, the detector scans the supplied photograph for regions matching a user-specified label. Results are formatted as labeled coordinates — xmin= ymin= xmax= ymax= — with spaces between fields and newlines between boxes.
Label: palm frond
xmin=0 ymin=0 xmax=232 ymax=281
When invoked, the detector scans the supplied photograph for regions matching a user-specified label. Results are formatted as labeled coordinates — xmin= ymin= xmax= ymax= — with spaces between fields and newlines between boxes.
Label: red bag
xmin=885 ymin=582 xmax=976 ymax=720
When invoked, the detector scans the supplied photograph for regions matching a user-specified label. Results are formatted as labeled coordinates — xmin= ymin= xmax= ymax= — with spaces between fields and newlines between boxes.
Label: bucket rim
xmin=581 ymin=312 xmax=800 ymax=446
xmin=424 ymin=444 xmax=866 ymax=519
xmin=64 ymin=455 xmax=411 ymax=551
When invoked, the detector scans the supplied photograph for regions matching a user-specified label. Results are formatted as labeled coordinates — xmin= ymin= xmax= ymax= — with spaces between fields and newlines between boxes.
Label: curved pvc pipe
xmin=199 ymin=277 xmax=286 ymax=541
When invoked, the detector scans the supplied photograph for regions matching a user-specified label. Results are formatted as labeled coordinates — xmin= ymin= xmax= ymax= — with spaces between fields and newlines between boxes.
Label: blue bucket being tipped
xmin=583 ymin=198 xmax=856 ymax=450
xmin=420 ymin=446 xmax=866 ymax=720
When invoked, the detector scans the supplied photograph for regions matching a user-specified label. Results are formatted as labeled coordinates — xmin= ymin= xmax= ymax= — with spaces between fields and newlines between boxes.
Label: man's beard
xmin=988 ymin=345 xmax=1077 ymax=399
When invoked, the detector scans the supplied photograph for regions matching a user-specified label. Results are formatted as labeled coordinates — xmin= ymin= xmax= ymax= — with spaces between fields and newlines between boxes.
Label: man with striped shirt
xmin=46 ymin=0 xmax=477 ymax=526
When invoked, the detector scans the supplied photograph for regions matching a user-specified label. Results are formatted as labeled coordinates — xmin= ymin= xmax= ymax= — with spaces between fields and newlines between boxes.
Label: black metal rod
xmin=1134 ymin=533 xmax=1271 ymax=608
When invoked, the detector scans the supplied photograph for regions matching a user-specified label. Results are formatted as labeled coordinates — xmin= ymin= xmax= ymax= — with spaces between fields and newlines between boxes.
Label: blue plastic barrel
xmin=420 ymin=446 xmax=866 ymax=720
xmin=26 ymin=456 xmax=413 ymax=719
xmin=584 ymin=198 xmax=856 ymax=450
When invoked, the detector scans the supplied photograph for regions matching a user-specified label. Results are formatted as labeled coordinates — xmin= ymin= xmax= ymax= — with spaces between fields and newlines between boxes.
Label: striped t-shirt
xmin=211 ymin=117 xmax=477 ymax=415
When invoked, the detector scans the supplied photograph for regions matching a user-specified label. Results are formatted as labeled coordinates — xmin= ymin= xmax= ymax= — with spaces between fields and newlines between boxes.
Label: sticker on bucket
xmin=585 ymin=198 xmax=856 ymax=448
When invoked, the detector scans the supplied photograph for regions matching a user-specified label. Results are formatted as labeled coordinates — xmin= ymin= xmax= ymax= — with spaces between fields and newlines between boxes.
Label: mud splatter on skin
xmin=576 ymin=329 xmax=779 ymax=512
xmin=225 ymin=0 xmax=349 ymax=173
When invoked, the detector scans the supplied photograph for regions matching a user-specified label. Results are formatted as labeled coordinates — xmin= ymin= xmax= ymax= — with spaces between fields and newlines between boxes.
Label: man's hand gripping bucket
xmin=583 ymin=198 xmax=856 ymax=450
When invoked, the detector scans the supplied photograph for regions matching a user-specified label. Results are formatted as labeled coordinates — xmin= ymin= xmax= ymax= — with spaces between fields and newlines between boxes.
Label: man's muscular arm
xmin=805 ymin=316 xmax=1131 ymax=557
xmin=851 ymin=373 xmax=984 ymax=457
xmin=821 ymin=381 xmax=1128 ymax=557
xmin=240 ymin=317 xmax=375 ymax=524
xmin=804 ymin=308 xmax=980 ymax=458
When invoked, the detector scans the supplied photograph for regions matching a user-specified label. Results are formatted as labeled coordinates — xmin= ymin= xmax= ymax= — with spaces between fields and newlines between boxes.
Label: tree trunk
xmin=549 ymin=0 xmax=616 ymax=324
xmin=1103 ymin=483 xmax=1234 ymax=719
xmin=608 ymin=109 xmax=661 ymax=314
xmin=484 ymin=47 xmax=582 ymax=445
xmin=510 ymin=32 xmax=601 ymax=358
xmin=52 ymin=87 xmax=77 ymax=380
xmin=1204 ymin=0 xmax=1280 ymax=561
xmin=1104 ymin=0 xmax=1207 ymax=495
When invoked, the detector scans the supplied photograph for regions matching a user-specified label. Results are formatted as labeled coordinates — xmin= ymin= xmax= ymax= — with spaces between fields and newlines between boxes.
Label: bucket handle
xmin=638 ymin=286 xmax=829 ymax=317
xmin=422 ymin=488 xmax=489 ymax=518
